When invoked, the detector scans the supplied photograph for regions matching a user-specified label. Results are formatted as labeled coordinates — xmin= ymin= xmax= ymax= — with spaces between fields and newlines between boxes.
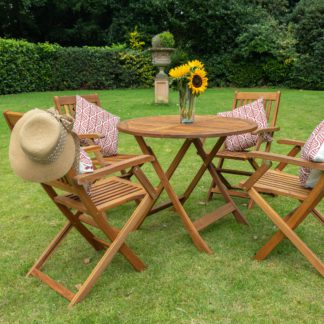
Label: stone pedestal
xmin=150 ymin=48 xmax=174 ymax=104
xmin=155 ymin=72 xmax=169 ymax=104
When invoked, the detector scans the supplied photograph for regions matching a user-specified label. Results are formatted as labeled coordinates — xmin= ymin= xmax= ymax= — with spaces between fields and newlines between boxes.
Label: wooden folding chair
xmin=240 ymin=148 xmax=324 ymax=276
xmin=3 ymin=110 xmax=23 ymax=130
xmin=54 ymin=94 xmax=138 ymax=172
xmin=208 ymin=91 xmax=281 ymax=203
xmin=4 ymin=110 xmax=157 ymax=307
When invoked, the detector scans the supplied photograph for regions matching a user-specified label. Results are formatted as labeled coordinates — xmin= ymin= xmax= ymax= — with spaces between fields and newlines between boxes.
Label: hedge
xmin=1 ymin=38 xmax=323 ymax=94
xmin=0 ymin=38 xmax=155 ymax=95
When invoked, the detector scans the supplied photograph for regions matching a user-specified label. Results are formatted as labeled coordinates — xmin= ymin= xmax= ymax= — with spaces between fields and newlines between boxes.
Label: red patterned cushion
xmin=299 ymin=121 xmax=324 ymax=187
xmin=73 ymin=96 xmax=120 ymax=157
xmin=79 ymin=147 xmax=94 ymax=173
xmin=79 ymin=147 xmax=94 ymax=194
xmin=217 ymin=98 xmax=271 ymax=151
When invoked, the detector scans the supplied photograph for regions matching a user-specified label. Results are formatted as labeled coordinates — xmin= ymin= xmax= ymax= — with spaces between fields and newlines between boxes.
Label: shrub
xmin=262 ymin=57 xmax=293 ymax=86
xmin=0 ymin=39 xmax=58 ymax=94
xmin=0 ymin=38 xmax=155 ymax=94
xmin=289 ymin=0 xmax=324 ymax=89
xmin=151 ymin=31 xmax=175 ymax=48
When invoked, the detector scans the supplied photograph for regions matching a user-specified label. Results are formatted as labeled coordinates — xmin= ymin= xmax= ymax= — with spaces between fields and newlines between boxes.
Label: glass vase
xmin=179 ymin=85 xmax=195 ymax=124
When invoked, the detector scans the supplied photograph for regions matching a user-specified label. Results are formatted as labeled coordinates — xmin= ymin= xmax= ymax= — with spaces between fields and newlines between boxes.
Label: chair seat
xmin=216 ymin=150 xmax=251 ymax=160
xmin=55 ymin=176 xmax=145 ymax=212
xmin=253 ymin=170 xmax=310 ymax=200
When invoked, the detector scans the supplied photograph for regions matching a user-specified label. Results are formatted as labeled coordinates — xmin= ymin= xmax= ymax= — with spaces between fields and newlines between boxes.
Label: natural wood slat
xmin=54 ymin=94 xmax=143 ymax=177
xmin=3 ymin=110 xmax=157 ymax=307
xmin=193 ymin=203 xmax=236 ymax=231
xmin=118 ymin=115 xmax=257 ymax=138
xmin=55 ymin=177 xmax=146 ymax=212
xmin=31 ymin=269 xmax=75 ymax=301
xmin=240 ymin=149 xmax=324 ymax=276
xmin=208 ymin=91 xmax=281 ymax=202
xmin=118 ymin=116 xmax=255 ymax=254
xmin=254 ymin=170 xmax=310 ymax=200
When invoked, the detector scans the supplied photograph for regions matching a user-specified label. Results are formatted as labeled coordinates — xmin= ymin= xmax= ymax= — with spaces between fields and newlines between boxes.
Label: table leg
xmin=135 ymin=136 xmax=212 ymax=254
xmin=182 ymin=137 xmax=225 ymax=202
xmin=190 ymin=138 xmax=248 ymax=228
xmin=148 ymin=138 xmax=192 ymax=214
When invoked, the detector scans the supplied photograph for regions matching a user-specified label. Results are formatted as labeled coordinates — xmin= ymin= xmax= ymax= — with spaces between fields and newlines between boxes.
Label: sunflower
xmin=169 ymin=63 xmax=190 ymax=79
xmin=188 ymin=69 xmax=208 ymax=95
xmin=188 ymin=59 xmax=204 ymax=70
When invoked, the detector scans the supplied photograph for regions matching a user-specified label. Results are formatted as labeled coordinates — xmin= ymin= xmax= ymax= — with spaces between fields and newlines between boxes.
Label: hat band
xmin=47 ymin=108 xmax=81 ymax=173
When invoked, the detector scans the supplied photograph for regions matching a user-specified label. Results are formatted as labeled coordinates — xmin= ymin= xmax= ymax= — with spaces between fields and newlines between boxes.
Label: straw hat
xmin=9 ymin=108 xmax=76 ymax=183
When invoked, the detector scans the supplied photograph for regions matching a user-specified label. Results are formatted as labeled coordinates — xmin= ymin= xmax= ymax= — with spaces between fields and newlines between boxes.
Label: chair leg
xmin=207 ymin=157 xmax=225 ymax=201
xmin=247 ymin=199 xmax=254 ymax=209
xmin=27 ymin=221 xmax=73 ymax=276
xmin=207 ymin=180 xmax=216 ymax=201
xmin=90 ymin=211 xmax=147 ymax=272
xmin=311 ymin=209 xmax=324 ymax=225
xmin=248 ymin=158 xmax=259 ymax=171
xmin=249 ymin=188 xmax=324 ymax=276
xmin=42 ymin=184 xmax=104 ymax=251
xmin=69 ymin=195 xmax=153 ymax=307
xmin=298 ymin=199 xmax=324 ymax=225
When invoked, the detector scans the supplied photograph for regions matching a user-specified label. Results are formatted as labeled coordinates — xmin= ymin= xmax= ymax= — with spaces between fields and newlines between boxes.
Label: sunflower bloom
xmin=188 ymin=69 xmax=208 ymax=95
xmin=169 ymin=64 xmax=190 ymax=79
xmin=188 ymin=60 xmax=204 ymax=70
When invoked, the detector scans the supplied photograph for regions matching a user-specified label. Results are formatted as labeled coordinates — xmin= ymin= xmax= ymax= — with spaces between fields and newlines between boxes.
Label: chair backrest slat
xmin=3 ymin=110 xmax=23 ymax=130
xmin=232 ymin=91 xmax=281 ymax=129
xmin=54 ymin=94 xmax=101 ymax=118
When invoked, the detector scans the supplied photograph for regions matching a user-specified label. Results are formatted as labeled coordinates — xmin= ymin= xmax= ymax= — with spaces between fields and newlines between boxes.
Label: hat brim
xmin=9 ymin=109 xmax=76 ymax=183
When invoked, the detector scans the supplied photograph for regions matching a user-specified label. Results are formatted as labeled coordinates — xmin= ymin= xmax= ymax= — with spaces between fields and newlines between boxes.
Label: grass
xmin=0 ymin=88 xmax=323 ymax=323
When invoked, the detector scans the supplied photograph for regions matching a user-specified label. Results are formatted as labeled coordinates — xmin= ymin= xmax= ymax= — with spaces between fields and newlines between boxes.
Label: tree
xmin=289 ymin=0 xmax=324 ymax=88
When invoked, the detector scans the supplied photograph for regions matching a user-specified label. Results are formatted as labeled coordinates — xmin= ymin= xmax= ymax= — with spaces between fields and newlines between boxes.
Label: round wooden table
xmin=118 ymin=115 xmax=257 ymax=254
xmin=118 ymin=115 xmax=257 ymax=138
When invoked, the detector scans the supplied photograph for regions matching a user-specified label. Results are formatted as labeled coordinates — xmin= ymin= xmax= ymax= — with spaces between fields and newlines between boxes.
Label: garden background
xmin=0 ymin=0 xmax=323 ymax=322
xmin=0 ymin=0 xmax=323 ymax=94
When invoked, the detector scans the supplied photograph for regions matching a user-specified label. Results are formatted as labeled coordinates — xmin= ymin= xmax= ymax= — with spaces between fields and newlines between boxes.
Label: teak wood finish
xmin=3 ymin=110 xmax=23 ymax=130
xmin=208 ymin=91 xmax=281 ymax=204
xmin=53 ymin=94 xmax=138 ymax=171
xmin=118 ymin=115 xmax=257 ymax=253
xmin=240 ymin=149 xmax=324 ymax=276
xmin=4 ymin=110 xmax=157 ymax=307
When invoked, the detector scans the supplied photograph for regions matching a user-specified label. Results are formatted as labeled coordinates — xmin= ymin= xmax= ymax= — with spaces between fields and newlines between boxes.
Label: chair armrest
xmin=82 ymin=145 xmax=102 ymax=153
xmin=78 ymin=133 xmax=105 ymax=140
xmin=246 ymin=151 xmax=324 ymax=171
xmin=75 ymin=155 xmax=155 ymax=184
xmin=251 ymin=126 xmax=280 ymax=135
xmin=277 ymin=138 xmax=305 ymax=147
xmin=275 ymin=138 xmax=305 ymax=171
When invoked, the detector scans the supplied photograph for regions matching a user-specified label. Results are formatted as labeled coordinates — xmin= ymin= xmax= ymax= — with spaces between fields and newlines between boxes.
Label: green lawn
xmin=0 ymin=88 xmax=323 ymax=323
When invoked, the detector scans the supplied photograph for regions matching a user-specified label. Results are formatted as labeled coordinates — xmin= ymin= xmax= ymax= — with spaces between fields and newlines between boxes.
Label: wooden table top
xmin=118 ymin=115 xmax=257 ymax=138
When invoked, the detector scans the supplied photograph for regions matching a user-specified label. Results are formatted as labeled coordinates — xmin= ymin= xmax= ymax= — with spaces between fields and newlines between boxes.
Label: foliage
xmin=169 ymin=48 xmax=190 ymax=70
xmin=128 ymin=26 xmax=145 ymax=51
xmin=151 ymin=31 xmax=175 ymax=48
xmin=0 ymin=38 xmax=155 ymax=94
xmin=119 ymin=50 xmax=155 ymax=88
xmin=235 ymin=15 xmax=295 ymax=60
xmin=246 ymin=0 xmax=294 ymax=22
xmin=0 ymin=38 xmax=58 ymax=94
xmin=0 ymin=0 xmax=323 ymax=89
xmin=289 ymin=0 xmax=324 ymax=89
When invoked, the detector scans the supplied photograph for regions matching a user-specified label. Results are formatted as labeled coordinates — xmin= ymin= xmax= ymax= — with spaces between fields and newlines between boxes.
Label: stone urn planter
xmin=151 ymin=48 xmax=174 ymax=69
xmin=150 ymin=32 xmax=175 ymax=104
